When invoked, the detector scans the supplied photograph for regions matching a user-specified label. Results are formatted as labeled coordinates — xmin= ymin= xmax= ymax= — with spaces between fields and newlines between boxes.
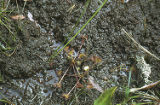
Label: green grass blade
xmin=94 ymin=87 xmax=117 ymax=105
xmin=49 ymin=0 xmax=91 ymax=61
xmin=50 ymin=0 xmax=108 ymax=60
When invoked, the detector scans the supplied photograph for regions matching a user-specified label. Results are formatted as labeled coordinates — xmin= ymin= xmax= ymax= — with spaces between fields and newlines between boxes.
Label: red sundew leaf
xmin=86 ymin=83 xmax=93 ymax=89
xmin=64 ymin=46 xmax=70 ymax=53
xmin=54 ymin=83 xmax=62 ymax=88
xmin=121 ymin=0 xmax=124 ymax=3
xmin=64 ymin=47 xmax=76 ymax=58
xmin=11 ymin=15 xmax=25 ymax=20
xmin=76 ymin=82 xmax=84 ymax=88
xmin=81 ymin=35 xmax=88 ymax=43
xmin=56 ymin=70 xmax=63 ymax=77
xmin=49 ymin=62 xmax=54 ymax=68
xmin=90 ymin=55 xmax=102 ymax=64
xmin=81 ymin=35 xmax=88 ymax=40
xmin=78 ymin=53 xmax=86 ymax=59
xmin=62 ymin=93 xmax=70 ymax=100
xmin=68 ymin=49 xmax=75 ymax=56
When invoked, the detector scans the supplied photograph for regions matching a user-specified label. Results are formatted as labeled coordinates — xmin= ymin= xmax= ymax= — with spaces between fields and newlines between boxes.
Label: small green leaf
xmin=94 ymin=87 xmax=117 ymax=105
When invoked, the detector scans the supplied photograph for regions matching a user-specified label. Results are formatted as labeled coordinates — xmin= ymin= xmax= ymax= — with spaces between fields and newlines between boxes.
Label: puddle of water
xmin=0 ymin=70 xmax=59 ymax=104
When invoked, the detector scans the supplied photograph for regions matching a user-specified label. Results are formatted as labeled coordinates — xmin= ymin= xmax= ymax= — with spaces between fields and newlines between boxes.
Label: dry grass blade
xmin=88 ymin=76 xmax=103 ymax=93
xmin=11 ymin=15 xmax=25 ymax=20
xmin=130 ymin=80 xmax=160 ymax=92
xmin=122 ymin=28 xmax=160 ymax=61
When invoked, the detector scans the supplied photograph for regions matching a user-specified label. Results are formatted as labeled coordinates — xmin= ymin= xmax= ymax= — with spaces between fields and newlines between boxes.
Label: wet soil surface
xmin=0 ymin=0 xmax=160 ymax=104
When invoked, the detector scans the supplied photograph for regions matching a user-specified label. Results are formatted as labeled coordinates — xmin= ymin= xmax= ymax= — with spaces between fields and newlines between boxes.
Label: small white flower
xmin=83 ymin=66 xmax=90 ymax=71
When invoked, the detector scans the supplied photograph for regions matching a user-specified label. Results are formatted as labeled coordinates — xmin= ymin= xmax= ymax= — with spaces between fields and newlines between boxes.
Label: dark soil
xmin=0 ymin=0 xmax=160 ymax=104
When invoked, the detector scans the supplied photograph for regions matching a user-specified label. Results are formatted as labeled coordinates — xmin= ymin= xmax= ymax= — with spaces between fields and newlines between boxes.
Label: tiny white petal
xmin=28 ymin=11 xmax=34 ymax=22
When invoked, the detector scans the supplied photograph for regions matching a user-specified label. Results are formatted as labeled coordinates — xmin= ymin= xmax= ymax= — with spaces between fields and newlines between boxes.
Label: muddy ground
xmin=0 ymin=0 xmax=160 ymax=105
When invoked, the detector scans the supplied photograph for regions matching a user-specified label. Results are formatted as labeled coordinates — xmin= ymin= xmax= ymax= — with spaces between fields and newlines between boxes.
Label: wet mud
xmin=0 ymin=0 xmax=160 ymax=104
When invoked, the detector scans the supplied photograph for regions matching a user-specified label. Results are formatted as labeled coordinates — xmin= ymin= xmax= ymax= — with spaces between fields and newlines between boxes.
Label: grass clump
xmin=0 ymin=0 xmax=18 ymax=56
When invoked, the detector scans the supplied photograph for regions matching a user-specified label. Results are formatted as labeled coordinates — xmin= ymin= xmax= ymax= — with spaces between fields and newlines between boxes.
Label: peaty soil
xmin=0 ymin=0 xmax=160 ymax=104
